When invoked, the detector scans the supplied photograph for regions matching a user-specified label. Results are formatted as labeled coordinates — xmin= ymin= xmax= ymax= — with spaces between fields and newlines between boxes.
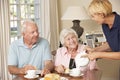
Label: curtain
xmin=0 ymin=0 xmax=10 ymax=80
xmin=49 ymin=0 xmax=59 ymax=51
xmin=40 ymin=0 xmax=59 ymax=51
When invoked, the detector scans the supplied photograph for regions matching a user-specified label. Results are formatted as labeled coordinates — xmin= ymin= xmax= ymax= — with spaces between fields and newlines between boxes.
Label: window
xmin=10 ymin=0 xmax=40 ymax=43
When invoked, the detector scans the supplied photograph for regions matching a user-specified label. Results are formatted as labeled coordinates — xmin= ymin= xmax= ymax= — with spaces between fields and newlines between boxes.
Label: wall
xmin=58 ymin=0 xmax=120 ymax=42
xmin=58 ymin=0 xmax=102 ymax=42
xmin=58 ymin=0 xmax=120 ymax=80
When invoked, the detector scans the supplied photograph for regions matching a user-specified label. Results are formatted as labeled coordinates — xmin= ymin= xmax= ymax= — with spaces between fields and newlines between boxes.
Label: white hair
xmin=21 ymin=20 xmax=37 ymax=33
xmin=60 ymin=28 xmax=78 ymax=45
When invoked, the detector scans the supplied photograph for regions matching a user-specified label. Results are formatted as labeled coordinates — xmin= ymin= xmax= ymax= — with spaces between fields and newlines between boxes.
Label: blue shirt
xmin=8 ymin=37 xmax=52 ymax=70
xmin=102 ymin=12 xmax=120 ymax=51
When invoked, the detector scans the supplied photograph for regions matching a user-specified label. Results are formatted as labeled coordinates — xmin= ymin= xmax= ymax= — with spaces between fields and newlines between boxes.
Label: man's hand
xmin=8 ymin=65 xmax=36 ymax=75
xmin=40 ymin=68 xmax=50 ymax=76
xmin=40 ymin=60 xmax=54 ymax=76
xmin=23 ymin=65 xmax=37 ymax=74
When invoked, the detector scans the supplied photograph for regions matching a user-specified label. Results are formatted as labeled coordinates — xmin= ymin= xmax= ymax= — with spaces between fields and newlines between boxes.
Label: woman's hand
xmin=81 ymin=52 xmax=101 ymax=60
xmin=55 ymin=65 xmax=65 ymax=74
xmin=84 ymin=46 xmax=94 ymax=54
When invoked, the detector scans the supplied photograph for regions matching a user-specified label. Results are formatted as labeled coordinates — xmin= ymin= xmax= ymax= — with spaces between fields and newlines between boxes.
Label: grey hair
xmin=60 ymin=28 xmax=78 ymax=45
xmin=21 ymin=20 xmax=37 ymax=33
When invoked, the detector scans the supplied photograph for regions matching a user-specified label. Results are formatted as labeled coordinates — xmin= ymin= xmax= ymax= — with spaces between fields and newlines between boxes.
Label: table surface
xmin=13 ymin=69 xmax=102 ymax=80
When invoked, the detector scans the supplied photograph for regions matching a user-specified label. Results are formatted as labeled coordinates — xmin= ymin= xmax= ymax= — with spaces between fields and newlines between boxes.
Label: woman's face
xmin=91 ymin=13 xmax=105 ymax=24
xmin=64 ymin=33 xmax=78 ymax=49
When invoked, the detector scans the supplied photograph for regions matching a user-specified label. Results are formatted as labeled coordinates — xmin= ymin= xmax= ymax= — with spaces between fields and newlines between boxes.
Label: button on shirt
xmin=8 ymin=37 xmax=52 ymax=70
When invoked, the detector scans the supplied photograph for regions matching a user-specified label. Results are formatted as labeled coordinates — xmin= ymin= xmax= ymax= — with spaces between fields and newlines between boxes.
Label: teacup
xmin=26 ymin=70 xmax=36 ymax=77
xmin=69 ymin=68 xmax=81 ymax=77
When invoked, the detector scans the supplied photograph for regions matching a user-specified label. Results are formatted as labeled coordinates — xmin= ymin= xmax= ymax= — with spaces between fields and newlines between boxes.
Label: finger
xmin=45 ymin=70 xmax=50 ymax=74
xmin=59 ymin=65 xmax=65 ymax=71
xmin=58 ymin=68 xmax=64 ymax=73
xmin=91 ymin=58 xmax=95 ymax=61
xmin=83 ymin=46 xmax=89 ymax=51
xmin=81 ymin=54 xmax=88 ymax=58
xmin=61 ymin=65 xmax=65 ymax=70
xmin=41 ymin=68 xmax=50 ymax=76
xmin=34 ymin=66 xmax=37 ymax=69
xmin=40 ymin=70 xmax=44 ymax=76
xmin=28 ymin=65 xmax=36 ymax=70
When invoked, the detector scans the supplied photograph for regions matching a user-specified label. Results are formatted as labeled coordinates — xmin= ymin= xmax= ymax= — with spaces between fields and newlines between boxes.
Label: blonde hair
xmin=60 ymin=28 xmax=78 ymax=45
xmin=88 ymin=0 xmax=112 ymax=16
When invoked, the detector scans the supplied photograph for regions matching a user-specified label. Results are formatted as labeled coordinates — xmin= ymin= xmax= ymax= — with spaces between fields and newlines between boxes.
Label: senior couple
xmin=8 ymin=20 xmax=97 ymax=78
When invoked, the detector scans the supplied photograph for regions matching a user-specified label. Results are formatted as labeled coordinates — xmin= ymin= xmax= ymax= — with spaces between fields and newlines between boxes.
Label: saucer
xmin=69 ymin=73 xmax=84 ymax=77
xmin=24 ymin=74 xmax=39 ymax=79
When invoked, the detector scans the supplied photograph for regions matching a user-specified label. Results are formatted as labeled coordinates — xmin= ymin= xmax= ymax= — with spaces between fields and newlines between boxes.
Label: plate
xmin=69 ymin=73 xmax=84 ymax=77
xmin=24 ymin=75 xmax=39 ymax=79
xmin=39 ymin=77 xmax=68 ymax=80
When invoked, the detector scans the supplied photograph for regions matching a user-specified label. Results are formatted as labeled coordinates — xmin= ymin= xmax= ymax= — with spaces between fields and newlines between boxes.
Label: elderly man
xmin=8 ymin=20 xmax=54 ymax=77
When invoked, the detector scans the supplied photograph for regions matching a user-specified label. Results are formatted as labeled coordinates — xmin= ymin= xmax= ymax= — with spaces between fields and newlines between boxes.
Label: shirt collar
xmin=18 ymin=37 xmax=40 ymax=48
xmin=113 ymin=12 xmax=120 ymax=28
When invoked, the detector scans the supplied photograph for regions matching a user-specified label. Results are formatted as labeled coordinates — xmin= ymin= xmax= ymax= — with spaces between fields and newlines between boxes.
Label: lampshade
xmin=61 ymin=6 xmax=90 ymax=39
xmin=61 ymin=6 xmax=90 ymax=20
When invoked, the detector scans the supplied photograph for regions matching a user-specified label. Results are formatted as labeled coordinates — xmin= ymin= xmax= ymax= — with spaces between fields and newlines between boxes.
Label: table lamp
xmin=61 ymin=6 xmax=90 ymax=38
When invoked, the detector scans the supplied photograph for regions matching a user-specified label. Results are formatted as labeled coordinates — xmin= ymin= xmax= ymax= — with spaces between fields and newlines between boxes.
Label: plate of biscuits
xmin=39 ymin=73 xmax=68 ymax=80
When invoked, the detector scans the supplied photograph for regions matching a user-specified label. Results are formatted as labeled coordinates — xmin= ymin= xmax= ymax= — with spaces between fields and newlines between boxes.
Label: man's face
xmin=23 ymin=24 xmax=39 ymax=45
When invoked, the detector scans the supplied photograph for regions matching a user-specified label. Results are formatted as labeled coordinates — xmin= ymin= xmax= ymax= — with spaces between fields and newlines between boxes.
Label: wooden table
xmin=13 ymin=69 xmax=102 ymax=80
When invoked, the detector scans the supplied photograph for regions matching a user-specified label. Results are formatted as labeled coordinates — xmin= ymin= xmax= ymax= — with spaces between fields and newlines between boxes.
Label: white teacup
xmin=69 ymin=68 xmax=81 ymax=77
xmin=26 ymin=70 xmax=36 ymax=77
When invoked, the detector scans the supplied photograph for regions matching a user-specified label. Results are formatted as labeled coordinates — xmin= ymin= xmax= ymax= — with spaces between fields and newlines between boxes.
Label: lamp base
xmin=71 ymin=20 xmax=84 ymax=38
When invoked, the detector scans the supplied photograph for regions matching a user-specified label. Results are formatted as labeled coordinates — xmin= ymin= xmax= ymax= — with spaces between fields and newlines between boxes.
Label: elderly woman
xmin=54 ymin=28 xmax=98 ymax=74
